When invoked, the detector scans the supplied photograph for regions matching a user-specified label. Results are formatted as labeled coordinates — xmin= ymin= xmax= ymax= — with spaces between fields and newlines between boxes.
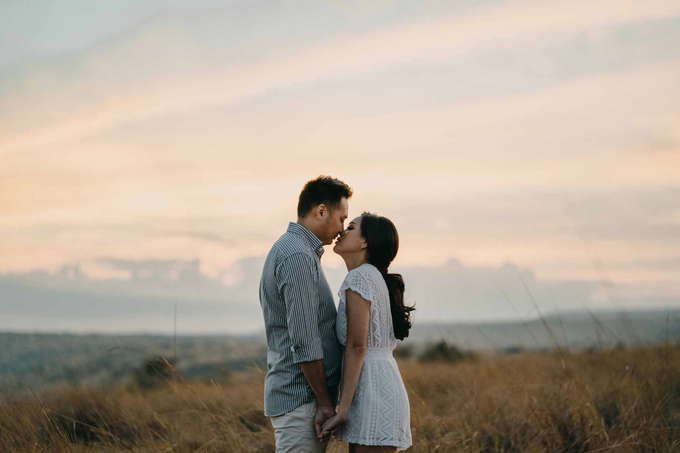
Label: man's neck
xmin=296 ymin=218 xmax=322 ymax=243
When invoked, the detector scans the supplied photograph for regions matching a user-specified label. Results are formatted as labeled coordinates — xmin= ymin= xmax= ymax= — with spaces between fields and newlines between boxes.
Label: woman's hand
xmin=318 ymin=412 xmax=348 ymax=441
xmin=314 ymin=405 xmax=336 ymax=440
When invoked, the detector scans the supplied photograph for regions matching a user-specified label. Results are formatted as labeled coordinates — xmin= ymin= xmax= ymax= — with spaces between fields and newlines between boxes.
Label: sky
xmin=1 ymin=0 xmax=679 ymax=334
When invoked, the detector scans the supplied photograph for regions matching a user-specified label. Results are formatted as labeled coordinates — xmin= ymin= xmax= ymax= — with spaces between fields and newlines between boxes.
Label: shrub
xmin=132 ymin=356 xmax=177 ymax=389
xmin=418 ymin=340 xmax=477 ymax=363
xmin=501 ymin=346 xmax=525 ymax=355
xmin=393 ymin=344 xmax=414 ymax=359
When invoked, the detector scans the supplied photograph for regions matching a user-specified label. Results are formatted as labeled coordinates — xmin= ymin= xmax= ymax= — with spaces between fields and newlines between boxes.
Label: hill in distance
xmin=2 ymin=308 xmax=679 ymax=397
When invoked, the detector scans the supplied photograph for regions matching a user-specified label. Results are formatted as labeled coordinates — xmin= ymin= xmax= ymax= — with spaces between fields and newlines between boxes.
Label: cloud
xmin=2 ymin=0 xmax=679 ymax=153
xmin=0 ymin=0 xmax=678 ymax=305
xmin=377 ymin=186 xmax=680 ymax=284
xmin=0 ymin=216 xmax=276 ymax=275
xmin=1 ymin=253 xmax=677 ymax=334
xmin=1 ymin=183 xmax=678 ymax=288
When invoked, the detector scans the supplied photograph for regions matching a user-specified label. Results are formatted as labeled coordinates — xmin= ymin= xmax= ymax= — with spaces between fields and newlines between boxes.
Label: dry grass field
xmin=2 ymin=345 xmax=679 ymax=453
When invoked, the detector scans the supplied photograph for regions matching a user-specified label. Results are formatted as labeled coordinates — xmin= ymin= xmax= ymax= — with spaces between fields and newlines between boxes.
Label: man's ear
xmin=316 ymin=204 xmax=327 ymax=220
xmin=361 ymin=242 xmax=367 ymax=249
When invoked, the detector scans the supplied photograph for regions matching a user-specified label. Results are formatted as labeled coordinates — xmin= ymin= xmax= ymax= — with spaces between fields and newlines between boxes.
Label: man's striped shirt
xmin=259 ymin=222 xmax=342 ymax=417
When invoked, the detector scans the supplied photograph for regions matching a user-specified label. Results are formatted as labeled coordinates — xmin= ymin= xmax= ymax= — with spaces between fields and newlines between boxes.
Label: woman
xmin=320 ymin=212 xmax=415 ymax=452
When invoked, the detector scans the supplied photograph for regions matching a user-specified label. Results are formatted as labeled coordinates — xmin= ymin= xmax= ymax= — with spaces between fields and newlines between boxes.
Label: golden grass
xmin=2 ymin=345 xmax=679 ymax=453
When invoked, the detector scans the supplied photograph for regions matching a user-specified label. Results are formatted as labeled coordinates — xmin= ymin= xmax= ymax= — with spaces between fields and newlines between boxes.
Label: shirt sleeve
xmin=341 ymin=268 xmax=373 ymax=302
xmin=276 ymin=252 xmax=324 ymax=364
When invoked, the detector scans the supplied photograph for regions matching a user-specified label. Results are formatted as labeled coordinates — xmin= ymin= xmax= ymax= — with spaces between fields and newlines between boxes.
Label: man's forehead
xmin=338 ymin=198 xmax=349 ymax=215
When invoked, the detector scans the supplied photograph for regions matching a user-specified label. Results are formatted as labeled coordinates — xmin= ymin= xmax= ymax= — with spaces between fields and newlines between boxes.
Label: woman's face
xmin=333 ymin=216 xmax=366 ymax=255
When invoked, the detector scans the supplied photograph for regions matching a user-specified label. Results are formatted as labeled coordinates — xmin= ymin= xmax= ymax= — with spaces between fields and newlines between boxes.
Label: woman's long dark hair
xmin=359 ymin=212 xmax=415 ymax=340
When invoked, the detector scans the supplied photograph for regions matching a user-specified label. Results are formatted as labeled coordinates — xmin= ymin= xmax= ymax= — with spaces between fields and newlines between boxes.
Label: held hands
xmin=318 ymin=411 xmax=348 ymax=442
xmin=314 ymin=405 xmax=337 ymax=442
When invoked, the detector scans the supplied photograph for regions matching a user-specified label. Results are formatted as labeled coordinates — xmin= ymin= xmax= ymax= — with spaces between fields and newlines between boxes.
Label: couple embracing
xmin=259 ymin=176 xmax=414 ymax=453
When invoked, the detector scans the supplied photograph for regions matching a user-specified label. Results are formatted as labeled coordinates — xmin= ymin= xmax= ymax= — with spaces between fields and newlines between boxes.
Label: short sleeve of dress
xmin=338 ymin=267 xmax=373 ymax=302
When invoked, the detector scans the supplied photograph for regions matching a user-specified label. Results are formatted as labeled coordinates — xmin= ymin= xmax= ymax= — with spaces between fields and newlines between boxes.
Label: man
xmin=259 ymin=175 xmax=353 ymax=453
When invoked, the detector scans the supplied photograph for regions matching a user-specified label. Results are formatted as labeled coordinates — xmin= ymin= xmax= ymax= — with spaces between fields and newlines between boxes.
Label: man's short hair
xmin=297 ymin=176 xmax=353 ymax=218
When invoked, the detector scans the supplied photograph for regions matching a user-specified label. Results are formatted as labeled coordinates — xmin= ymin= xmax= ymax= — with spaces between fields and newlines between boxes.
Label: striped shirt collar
xmin=287 ymin=222 xmax=324 ymax=258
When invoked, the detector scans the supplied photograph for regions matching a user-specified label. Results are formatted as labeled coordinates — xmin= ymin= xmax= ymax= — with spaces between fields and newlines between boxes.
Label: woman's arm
xmin=319 ymin=288 xmax=370 ymax=438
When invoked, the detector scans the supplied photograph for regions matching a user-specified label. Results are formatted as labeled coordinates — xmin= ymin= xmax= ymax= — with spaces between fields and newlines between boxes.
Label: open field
xmin=2 ymin=344 xmax=679 ymax=453
xmin=3 ymin=309 xmax=679 ymax=398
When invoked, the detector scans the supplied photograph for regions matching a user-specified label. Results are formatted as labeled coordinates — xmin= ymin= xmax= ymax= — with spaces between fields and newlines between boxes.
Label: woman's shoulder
xmin=341 ymin=264 xmax=378 ymax=301
xmin=343 ymin=263 xmax=375 ymax=278
xmin=344 ymin=263 xmax=383 ymax=284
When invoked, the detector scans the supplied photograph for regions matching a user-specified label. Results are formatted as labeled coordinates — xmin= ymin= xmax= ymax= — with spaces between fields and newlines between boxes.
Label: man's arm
xmin=299 ymin=360 xmax=333 ymax=407
xmin=277 ymin=253 xmax=335 ymax=433
xmin=300 ymin=360 xmax=335 ymax=437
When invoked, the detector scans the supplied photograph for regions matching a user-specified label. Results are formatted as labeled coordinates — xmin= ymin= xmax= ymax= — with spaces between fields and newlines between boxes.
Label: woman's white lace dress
xmin=334 ymin=263 xmax=412 ymax=450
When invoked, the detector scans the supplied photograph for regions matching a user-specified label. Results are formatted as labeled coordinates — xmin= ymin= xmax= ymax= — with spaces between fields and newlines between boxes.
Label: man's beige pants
xmin=270 ymin=401 xmax=328 ymax=453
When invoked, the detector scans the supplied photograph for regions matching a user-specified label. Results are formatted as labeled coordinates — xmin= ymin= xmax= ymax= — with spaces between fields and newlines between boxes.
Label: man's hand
xmin=319 ymin=412 xmax=347 ymax=441
xmin=314 ymin=405 xmax=336 ymax=441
